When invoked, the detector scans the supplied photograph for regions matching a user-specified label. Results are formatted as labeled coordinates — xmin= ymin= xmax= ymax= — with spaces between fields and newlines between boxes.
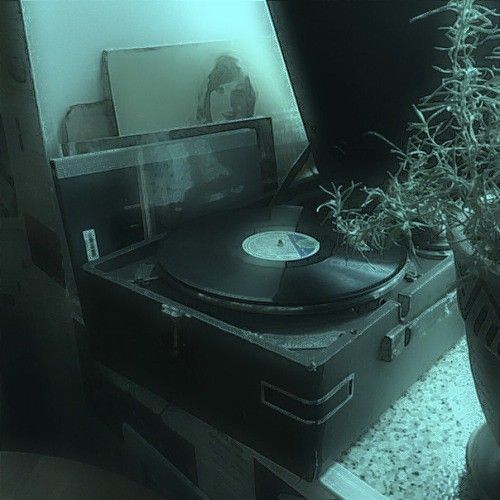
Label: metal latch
xmin=161 ymin=303 xmax=185 ymax=357
xmin=380 ymin=324 xmax=410 ymax=362
xmin=161 ymin=303 xmax=184 ymax=318
xmin=398 ymin=256 xmax=455 ymax=320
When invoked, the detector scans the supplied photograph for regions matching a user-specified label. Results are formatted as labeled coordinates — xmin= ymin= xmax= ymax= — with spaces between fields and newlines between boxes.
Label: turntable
xmin=50 ymin=1 xmax=465 ymax=481
xmin=157 ymin=204 xmax=407 ymax=314
xmin=52 ymin=117 xmax=462 ymax=480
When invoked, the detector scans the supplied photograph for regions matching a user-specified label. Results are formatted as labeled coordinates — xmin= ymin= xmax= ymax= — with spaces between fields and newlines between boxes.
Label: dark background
xmin=267 ymin=0 xmax=498 ymax=187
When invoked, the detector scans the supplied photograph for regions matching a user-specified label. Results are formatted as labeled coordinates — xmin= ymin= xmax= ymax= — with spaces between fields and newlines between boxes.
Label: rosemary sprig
xmin=319 ymin=0 xmax=499 ymax=268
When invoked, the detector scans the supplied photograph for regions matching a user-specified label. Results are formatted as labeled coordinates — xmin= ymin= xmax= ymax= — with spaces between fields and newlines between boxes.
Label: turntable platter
xmin=158 ymin=205 xmax=407 ymax=313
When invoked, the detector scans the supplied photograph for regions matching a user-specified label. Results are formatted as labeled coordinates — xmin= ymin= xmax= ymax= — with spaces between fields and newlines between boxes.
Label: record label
xmin=242 ymin=231 xmax=320 ymax=261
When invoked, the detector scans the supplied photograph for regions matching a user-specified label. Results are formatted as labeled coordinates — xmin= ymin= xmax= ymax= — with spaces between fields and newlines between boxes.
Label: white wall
xmin=22 ymin=0 xmax=276 ymax=158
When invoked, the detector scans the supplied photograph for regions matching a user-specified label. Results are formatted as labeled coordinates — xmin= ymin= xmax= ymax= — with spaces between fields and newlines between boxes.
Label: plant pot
xmin=449 ymin=227 xmax=500 ymax=498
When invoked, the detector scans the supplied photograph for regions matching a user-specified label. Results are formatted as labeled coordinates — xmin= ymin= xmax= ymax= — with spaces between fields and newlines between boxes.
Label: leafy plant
xmin=318 ymin=0 xmax=500 ymax=267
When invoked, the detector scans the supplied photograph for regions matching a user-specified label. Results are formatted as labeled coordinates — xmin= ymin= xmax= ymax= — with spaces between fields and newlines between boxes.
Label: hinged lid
xmin=267 ymin=1 xmax=455 ymax=186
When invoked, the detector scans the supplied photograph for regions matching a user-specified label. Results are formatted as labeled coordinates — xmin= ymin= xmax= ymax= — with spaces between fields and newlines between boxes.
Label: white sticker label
xmin=82 ymin=228 xmax=100 ymax=261
xmin=242 ymin=231 xmax=320 ymax=261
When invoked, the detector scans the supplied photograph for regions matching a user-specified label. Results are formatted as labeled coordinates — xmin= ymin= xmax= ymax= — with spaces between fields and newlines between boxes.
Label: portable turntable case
xmin=52 ymin=119 xmax=464 ymax=482
xmin=50 ymin=1 xmax=470 ymax=483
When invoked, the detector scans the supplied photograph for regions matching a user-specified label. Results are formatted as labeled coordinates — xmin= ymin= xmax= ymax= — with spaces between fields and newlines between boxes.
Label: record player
xmin=51 ymin=2 xmax=466 ymax=482
xmin=52 ymin=122 xmax=463 ymax=481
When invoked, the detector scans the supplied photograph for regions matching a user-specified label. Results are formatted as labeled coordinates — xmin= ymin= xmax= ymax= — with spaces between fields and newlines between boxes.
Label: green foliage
xmin=318 ymin=0 xmax=500 ymax=267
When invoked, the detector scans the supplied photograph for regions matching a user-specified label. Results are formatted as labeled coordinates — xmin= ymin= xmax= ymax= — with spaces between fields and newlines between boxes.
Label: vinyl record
xmin=158 ymin=205 xmax=407 ymax=313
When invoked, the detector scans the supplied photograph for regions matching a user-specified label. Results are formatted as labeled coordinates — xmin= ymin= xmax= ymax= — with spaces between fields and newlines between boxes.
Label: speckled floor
xmin=338 ymin=337 xmax=485 ymax=500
